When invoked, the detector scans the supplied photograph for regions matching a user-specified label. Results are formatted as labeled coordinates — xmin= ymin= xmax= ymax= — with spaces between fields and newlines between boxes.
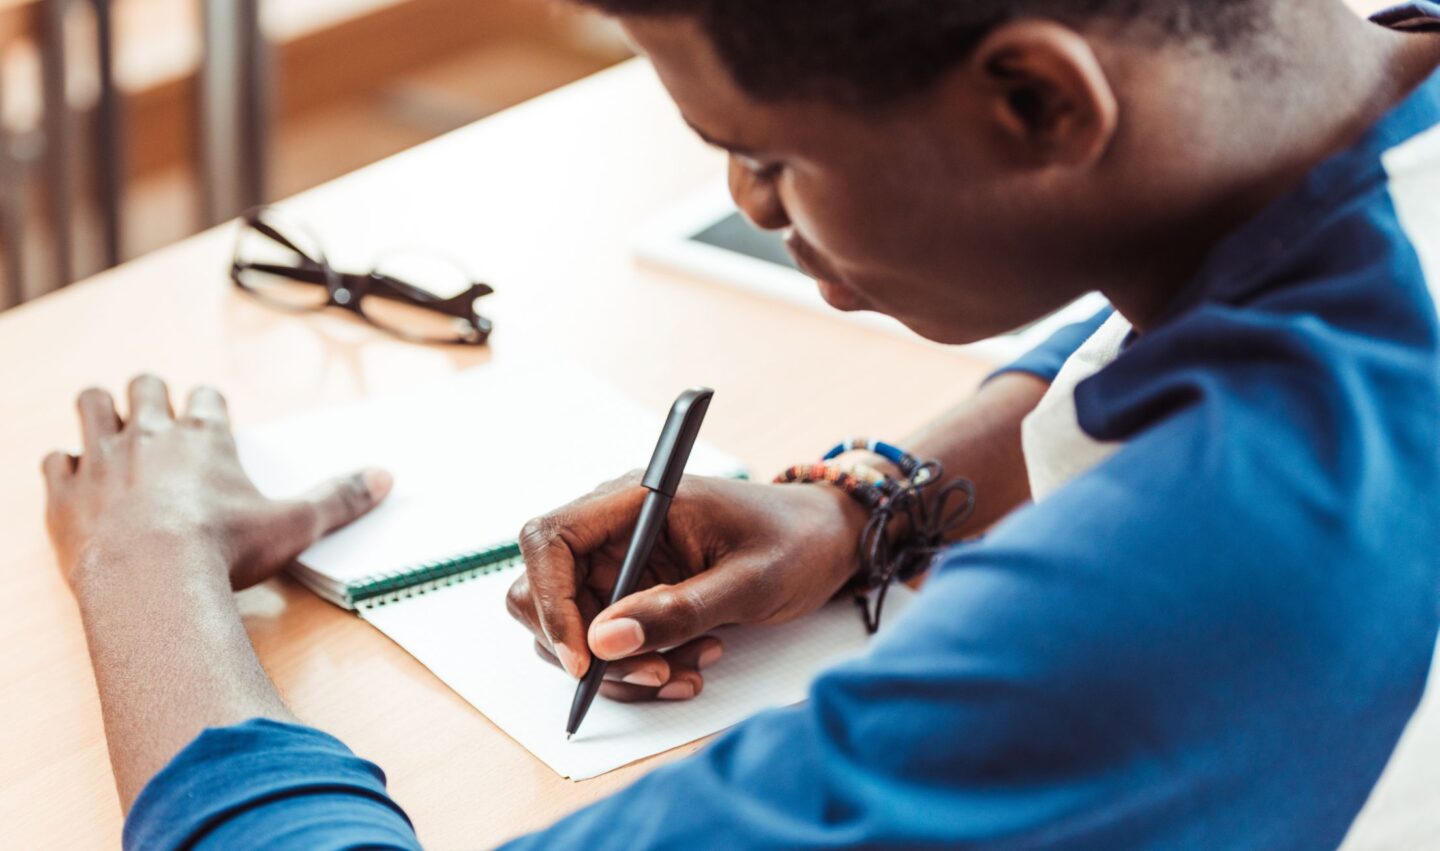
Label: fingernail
xmin=621 ymin=670 xmax=664 ymax=687
xmin=555 ymin=644 xmax=583 ymax=679
xmin=362 ymin=468 xmax=394 ymax=502
xmin=698 ymin=645 xmax=723 ymax=670
xmin=591 ymin=618 xmax=644 ymax=658
xmin=657 ymin=681 xmax=696 ymax=700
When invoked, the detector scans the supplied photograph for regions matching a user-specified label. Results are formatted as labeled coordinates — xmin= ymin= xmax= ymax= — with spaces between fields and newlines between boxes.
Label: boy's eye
xmin=737 ymin=154 xmax=782 ymax=180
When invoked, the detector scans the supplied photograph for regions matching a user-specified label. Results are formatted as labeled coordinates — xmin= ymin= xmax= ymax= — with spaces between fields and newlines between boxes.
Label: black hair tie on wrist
xmin=854 ymin=460 xmax=975 ymax=633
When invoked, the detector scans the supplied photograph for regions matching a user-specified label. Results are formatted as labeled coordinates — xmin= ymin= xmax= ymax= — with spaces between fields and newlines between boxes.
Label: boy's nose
xmin=728 ymin=157 xmax=791 ymax=231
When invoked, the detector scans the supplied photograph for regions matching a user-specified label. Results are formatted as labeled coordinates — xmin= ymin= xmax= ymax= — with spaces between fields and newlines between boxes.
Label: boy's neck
xmin=1099 ymin=3 xmax=1440 ymax=333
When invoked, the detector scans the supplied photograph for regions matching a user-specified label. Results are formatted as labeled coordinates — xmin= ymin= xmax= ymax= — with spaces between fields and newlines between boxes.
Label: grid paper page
xmin=361 ymin=563 xmax=913 ymax=780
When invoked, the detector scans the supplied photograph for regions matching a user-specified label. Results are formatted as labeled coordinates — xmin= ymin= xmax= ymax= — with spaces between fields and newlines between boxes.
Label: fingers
xmin=605 ymin=653 xmax=670 ymax=688
xmin=41 ymin=451 xmax=77 ymax=488
xmin=532 ymin=640 xmax=672 ymax=688
xmin=532 ymin=636 xmax=721 ymax=703
xmin=73 ymin=376 xmax=188 ymax=464
xmin=257 ymin=468 xmax=392 ymax=582
xmin=666 ymin=634 xmax=725 ymax=672
xmin=75 ymin=378 xmax=222 ymax=455
xmin=76 ymin=387 xmax=121 ymax=457
xmin=510 ymin=571 xmax=680 ymax=688
xmin=127 ymin=374 xmax=174 ymax=431
xmin=602 ymin=637 xmax=722 ymax=704
xmin=182 ymin=385 xmax=230 ymax=427
xmin=506 ymin=571 xmax=588 ymax=669
xmin=302 ymin=468 xmax=394 ymax=539
xmin=518 ymin=516 xmax=590 ymax=677
xmin=517 ymin=483 xmax=648 ymax=678
xmin=589 ymin=563 xmax=766 ymax=660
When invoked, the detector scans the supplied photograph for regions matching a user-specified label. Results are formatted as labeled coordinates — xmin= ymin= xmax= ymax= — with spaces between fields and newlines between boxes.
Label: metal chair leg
xmin=199 ymin=0 xmax=240 ymax=225
xmin=91 ymin=0 xmax=122 ymax=269
xmin=199 ymin=0 xmax=270 ymax=225
xmin=237 ymin=0 xmax=269 ymax=209
xmin=40 ymin=0 xmax=74 ymax=289
xmin=0 ymin=58 xmax=24 ymax=309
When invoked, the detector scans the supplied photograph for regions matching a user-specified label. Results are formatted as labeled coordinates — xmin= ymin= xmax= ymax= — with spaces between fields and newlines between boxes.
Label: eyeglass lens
xmin=234 ymin=210 xmax=334 ymax=310
xmin=364 ymin=251 xmax=488 ymax=343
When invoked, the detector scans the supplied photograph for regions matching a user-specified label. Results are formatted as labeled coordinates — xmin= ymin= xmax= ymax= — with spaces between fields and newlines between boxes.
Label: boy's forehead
xmin=621 ymin=15 xmax=887 ymax=157
xmin=622 ymin=17 xmax=775 ymax=145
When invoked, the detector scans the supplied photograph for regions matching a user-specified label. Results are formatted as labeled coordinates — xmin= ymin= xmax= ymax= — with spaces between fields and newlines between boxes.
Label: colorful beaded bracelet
xmin=823 ymin=438 xmax=926 ymax=482
xmin=773 ymin=461 xmax=902 ymax=510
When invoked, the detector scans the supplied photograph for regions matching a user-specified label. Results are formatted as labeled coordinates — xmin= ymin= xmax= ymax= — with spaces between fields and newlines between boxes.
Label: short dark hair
xmin=574 ymin=0 xmax=1262 ymax=107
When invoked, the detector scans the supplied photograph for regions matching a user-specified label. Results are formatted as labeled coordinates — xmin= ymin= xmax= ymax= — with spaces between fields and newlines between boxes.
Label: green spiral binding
xmin=349 ymin=541 xmax=523 ymax=606
xmin=346 ymin=470 xmax=751 ymax=608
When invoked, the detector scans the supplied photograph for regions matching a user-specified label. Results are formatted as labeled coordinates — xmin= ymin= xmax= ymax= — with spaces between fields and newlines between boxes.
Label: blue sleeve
xmin=987 ymin=305 xmax=1113 ymax=383
xmin=124 ymin=718 xmax=420 ymax=851
xmin=504 ymin=300 xmax=1437 ymax=849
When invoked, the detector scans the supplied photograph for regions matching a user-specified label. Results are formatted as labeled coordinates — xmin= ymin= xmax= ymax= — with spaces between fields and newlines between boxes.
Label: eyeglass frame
xmin=230 ymin=206 xmax=496 ymax=346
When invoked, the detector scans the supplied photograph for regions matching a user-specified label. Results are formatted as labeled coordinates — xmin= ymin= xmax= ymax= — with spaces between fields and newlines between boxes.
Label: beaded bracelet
xmin=823 ymin=438 xmax=926 ymax=481
xmin=773 ymin=460 xmax=901 ymax=510
xmin=776 ymin=439 xmax=976 ymax=633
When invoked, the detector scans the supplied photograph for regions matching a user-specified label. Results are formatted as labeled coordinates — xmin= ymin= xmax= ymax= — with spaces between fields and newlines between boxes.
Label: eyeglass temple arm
xmin=243 ymin=212 xmax=495 ymax=301
xmin=368 ymin=273 xmax=495 ymax=308
xmin=245 ymin=216 xmax=324 ymax=263
xmin=234 ymin=262 xmax=494 ymax=312
xmin=232 ymin=262 xmax=341 ymax=287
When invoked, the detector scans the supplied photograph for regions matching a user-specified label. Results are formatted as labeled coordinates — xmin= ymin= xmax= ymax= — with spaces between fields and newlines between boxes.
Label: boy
xmin=43 ymin=1 xmax=1440 ymax=847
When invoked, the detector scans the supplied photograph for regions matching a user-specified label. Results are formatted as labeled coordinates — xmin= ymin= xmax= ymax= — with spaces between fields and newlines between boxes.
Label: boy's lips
xmin=784 ymin=233 xmax=867 ymax=312
xmin=814 ymin=278 xmax=867 ymax=312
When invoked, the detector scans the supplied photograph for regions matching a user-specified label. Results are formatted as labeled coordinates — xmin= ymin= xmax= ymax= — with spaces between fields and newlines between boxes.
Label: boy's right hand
xmin=507 ymin=473 xmax=869 ymax=702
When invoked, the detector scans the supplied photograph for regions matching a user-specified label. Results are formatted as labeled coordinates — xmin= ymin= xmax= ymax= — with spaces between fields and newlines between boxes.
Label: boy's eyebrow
xmin=682 ymin=116 xmax=759 ymax=157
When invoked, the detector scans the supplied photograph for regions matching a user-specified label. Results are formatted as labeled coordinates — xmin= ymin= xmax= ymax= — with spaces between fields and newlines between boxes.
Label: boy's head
xmin=571 ymin=1 xmax=1343 ymax=343
xmin=580 ymin=1 xmax=1264 ymax=108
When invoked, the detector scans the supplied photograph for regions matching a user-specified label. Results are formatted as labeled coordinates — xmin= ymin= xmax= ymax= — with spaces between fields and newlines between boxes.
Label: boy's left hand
xmin=41 ymin=374 xmax=392 ymax=594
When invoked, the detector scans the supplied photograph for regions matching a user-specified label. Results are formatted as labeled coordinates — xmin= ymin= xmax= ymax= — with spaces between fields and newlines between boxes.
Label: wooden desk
xmin=0 ymin=60 xmax=989 ymax=848
xmin=0 ymin=59 xmax=1433 ymax=849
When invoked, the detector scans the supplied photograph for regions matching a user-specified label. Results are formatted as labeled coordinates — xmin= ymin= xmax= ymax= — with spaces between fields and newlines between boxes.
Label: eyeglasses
xmin=231 ymin=206 xmax=495 ymax=345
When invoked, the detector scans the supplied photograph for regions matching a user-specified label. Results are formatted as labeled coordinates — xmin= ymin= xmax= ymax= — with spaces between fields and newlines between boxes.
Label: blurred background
xmin=0 ymin=0 xmax=1403 ymax=315
xmin=0 ymin=0 xmax=630 ymax=311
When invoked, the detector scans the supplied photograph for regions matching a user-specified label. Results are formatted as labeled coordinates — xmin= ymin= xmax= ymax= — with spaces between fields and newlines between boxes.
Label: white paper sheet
xmin=361 ymin=563 xmax=911 ymax=780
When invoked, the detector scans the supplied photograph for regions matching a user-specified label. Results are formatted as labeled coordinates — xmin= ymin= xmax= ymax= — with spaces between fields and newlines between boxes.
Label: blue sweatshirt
xmin=124 ymin=7 xmax=1440 ymax=850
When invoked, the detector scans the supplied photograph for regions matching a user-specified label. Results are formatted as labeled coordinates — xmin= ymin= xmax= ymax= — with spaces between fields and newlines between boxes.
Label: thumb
xmin=300 ymin=467 xmax=394 ymax=540
xmin=589 ymin=563 xmax=765 ymax=660
xmin=235 ymin=468 xmax=393 ymax=590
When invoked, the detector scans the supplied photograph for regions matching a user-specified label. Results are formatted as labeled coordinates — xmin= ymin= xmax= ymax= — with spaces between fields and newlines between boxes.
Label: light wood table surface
xmin=0 ymin=59 xmax=1434 ymax=850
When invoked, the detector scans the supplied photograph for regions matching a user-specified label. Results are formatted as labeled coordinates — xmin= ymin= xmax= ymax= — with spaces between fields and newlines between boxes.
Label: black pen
xmin=566 ymin=387 xmax=714 ymax=740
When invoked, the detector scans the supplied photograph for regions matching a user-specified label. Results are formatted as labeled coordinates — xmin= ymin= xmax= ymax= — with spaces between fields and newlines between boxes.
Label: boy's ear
xmin=969 ymin=20 xmax=1120 ymax=168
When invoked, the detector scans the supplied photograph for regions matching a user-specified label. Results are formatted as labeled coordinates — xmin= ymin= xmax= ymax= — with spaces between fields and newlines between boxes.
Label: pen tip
xmin=566 ymin=733 xmax=573 ymax=741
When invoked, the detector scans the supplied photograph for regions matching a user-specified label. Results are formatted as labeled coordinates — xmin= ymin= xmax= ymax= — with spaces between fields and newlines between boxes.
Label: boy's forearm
xmin=904 ymin=371 xmax=1049 ymax=535
xmin=831 ymin=370 xmax=1047 ymax=542
xmin=74 ymin=536 xmax=295 ymax=811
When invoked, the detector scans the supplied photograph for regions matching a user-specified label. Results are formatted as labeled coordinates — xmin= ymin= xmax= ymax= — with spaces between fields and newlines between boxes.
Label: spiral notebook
xmin=235 ymin=363 xmax=913 ymax=779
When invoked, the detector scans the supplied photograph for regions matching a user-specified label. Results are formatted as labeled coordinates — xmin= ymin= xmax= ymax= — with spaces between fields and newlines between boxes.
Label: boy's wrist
xmin=830 ymin=448 xmax=904 ymax=481
xmin=72 ymin=531 xmax=231 ymax=604
xmin=828 ymin=450 xmax=922 ymax=543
